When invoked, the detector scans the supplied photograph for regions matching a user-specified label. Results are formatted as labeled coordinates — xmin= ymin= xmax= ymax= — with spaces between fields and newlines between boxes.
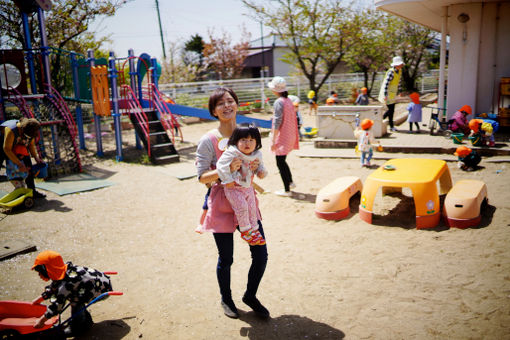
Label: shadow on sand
xmin=238 ymin=313 xmax=345 ymax=340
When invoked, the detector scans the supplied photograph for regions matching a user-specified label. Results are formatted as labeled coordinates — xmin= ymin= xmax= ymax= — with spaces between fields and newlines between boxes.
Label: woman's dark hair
xmin=280 ymin=91 xmax=288 ymax=98
xmin=228 ymin=123 xmax=262 ymax=151
xmin=34 ymin=264 xmax=50 ymax=279
xmin=208 ymin=87 xmax=239 ymax=118
xmin=19 ymin=117 xmax=40 ymax=138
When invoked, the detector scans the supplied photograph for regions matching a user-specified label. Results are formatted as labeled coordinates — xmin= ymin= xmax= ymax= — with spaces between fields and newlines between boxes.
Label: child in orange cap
xmin=407 ymin=92 xmax=422 ymax=133
xmin=32 ymin=250 xmax=112 ymax=335
xmin=354 ymin=119 xmax=381 ymax=167
xmin=468 ymin=119 xmax=495 ymax=147
xmin=355 ymin=87 xmax=369 ymax=105
xmin=454 ymin=146 xmax=481 ymax=171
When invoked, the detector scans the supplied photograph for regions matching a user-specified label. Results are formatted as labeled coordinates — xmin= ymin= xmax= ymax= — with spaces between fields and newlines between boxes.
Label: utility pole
xmin=155 ymin=0 xmax=166 ymax=59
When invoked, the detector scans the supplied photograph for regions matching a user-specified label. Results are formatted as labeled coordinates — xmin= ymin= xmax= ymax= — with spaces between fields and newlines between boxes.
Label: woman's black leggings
xmin=213 ymin=223 xmax=268 ymax=302
xmin=276 ymin=155 xmax=293 ymax=192
xmin=383 ymin=103 xmax=396 ymax=128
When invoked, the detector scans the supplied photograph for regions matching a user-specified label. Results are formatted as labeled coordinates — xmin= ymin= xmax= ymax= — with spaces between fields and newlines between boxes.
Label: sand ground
xmin=1 ymin=107 xmax=510 ymax=340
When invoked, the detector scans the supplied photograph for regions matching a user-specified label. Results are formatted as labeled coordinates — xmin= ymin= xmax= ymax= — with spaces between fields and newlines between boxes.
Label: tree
xmin=202 ymin=29 xmax=250 ymax=80
xmin=159 ymin=41 xmax=201 ymax=84
xmin=395 ymin=20 xmax=437 ymax=92
xmin=344 ymin=9 xmax=400 ymax=96
xmin=242 ymin=0 xmax=356 ymax=98
xmin=0 ymin=0 xmax=129 ymax=91
xmin=181 ymin=34 xmax=206 ymax=81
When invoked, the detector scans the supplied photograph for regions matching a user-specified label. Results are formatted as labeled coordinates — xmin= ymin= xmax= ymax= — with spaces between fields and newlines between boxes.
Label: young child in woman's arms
xmin=217 ymin=124 xmax=267 ymax=246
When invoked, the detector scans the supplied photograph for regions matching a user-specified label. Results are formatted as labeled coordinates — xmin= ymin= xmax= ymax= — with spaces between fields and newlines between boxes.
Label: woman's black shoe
xmin=221 ymin=299 xmax=239 ymax=318
xmin=33 ymin=190 xmax=46 ymax=198
xmin=242 ymin=295 xmax=270 ymax=318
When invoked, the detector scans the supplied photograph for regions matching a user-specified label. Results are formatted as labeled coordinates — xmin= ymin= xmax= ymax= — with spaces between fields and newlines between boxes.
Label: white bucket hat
xmin=391 ymin=56 xmax=404 ymax=67
xmin=267 ymin=76 xmax=287 ymax=92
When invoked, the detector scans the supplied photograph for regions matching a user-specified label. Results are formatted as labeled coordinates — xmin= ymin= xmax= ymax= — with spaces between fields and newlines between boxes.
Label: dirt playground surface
xmin=1 ymin=110 xmax=509 ymax=339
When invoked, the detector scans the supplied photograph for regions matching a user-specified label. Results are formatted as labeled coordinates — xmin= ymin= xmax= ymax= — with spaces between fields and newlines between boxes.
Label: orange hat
xmin=468 ymin=119 xmax=483 ymax=133
xmin=454 ymin=146 xmax=472 ymax=157
xmin=32 ymin=250 xmax=68 ymax=280
xmin=459 ymin=105 xmax=472 ymax=115
xmin=326 ymin=98 xmax=335 ymax=105
xmin=361 ymin=87 xmax=367 ymax=94
xmin=360 ymin=119 xmax=373 ymax=130
xmin=409 ymin=92 xmax=420 ymax=104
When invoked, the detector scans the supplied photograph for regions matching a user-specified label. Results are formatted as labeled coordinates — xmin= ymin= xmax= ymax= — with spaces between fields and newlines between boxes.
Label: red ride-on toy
xmin=0 ymin=272 xmax=122 ymax=339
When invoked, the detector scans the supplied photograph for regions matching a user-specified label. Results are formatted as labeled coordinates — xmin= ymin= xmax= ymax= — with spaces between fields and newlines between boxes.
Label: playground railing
xmin=6 ymin=87 xmax=35 ymax=119
xmin=44 ymin=83 xmax=78 ymax=139
xmin=145 ymin=84 xmax=183 ymax=144
xmin=120 ymin=84 xmax=151 ymax=156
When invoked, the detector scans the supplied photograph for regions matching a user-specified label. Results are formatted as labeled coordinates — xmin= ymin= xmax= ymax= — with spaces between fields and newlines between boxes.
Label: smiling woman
xmin=194 ymin=87 xmax=270 ymax=319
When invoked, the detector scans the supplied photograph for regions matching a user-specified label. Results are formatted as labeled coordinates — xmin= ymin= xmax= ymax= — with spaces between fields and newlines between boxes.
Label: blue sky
xmin=90 ymin=0 xmax=267 ymax=60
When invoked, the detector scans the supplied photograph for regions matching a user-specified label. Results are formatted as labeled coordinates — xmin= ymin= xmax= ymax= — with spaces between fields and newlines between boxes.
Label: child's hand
xmin=33 ymin=315 xmax=48 ymax=328
xmin=249 ymin=159 xmax=260 ymax=172
xmin=257 ymin=169 xmax=267 ymax=179
xmin=225 ymin=182 xmax=235 ymax=188
xmin=229 ymin=158 xmax=242 ymax=173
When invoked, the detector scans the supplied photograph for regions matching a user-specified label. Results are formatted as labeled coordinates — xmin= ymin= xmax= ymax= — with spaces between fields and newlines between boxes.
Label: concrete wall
xmin=447 ymin=2 xmax=510 ymax=119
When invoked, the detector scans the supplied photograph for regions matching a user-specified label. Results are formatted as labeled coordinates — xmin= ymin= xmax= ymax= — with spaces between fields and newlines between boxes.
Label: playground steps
xmin=129 ymin=110 xmax=180 ymax=164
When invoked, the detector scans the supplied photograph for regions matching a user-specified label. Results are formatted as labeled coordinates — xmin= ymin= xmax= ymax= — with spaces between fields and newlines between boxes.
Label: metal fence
xmin=158 ymin=70 xmax=442 ymax=110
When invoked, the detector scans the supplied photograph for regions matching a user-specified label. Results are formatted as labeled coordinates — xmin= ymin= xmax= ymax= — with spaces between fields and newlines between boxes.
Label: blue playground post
xmin=87 ymin=50 xmax=103 ymax=157
xmin=71 ymin=52 xmax=86 ymax=150
xmin=128 ymin=49 xmax=142 ymax=150
xmin=38 ymin=7 xmax=61 ymax=165
xmin=21 ymin=12 xmax=37 ymax=96
xmin=108 ymin=51 xmax=123 ymax=162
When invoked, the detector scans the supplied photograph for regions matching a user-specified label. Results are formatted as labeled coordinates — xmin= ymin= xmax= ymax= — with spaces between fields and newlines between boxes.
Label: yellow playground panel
xmin=315 ymin=176 xmax=362 ymax=220
xmin=359 ymin=158 xmax=452 ymax=229
xmin=90 ymin=66 xmax=111 ymax=116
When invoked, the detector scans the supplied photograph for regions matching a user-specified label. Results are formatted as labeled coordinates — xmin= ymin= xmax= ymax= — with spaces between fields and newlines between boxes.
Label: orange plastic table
xmin=359 ymin=158 xmax=452 ymax=229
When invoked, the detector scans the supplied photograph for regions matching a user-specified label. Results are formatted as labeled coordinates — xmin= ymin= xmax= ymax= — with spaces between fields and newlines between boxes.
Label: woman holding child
xmin=195 ymin=87 xmax=269 ymax=319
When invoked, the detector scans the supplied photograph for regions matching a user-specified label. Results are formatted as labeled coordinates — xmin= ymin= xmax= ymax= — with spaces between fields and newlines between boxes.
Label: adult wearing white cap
xmin=267 ymin=77 xmax=299 ymax=197
xmin=378 ymin=56 xmax=404 ymax=131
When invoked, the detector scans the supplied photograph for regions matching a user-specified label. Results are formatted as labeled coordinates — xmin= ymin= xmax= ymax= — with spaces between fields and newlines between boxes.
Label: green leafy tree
xmin=242 ymin=0 xmax=356 ymax=99
xmin=345 ymin=9 xmax=400 ymax=96
xmin=181 ymin=34 xmax=206 ymax=80
xmin=395 ymin=20 xmax=437 ymax=92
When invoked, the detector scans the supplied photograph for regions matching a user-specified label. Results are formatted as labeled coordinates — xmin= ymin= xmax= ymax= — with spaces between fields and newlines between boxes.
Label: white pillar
xmin=438 ymin=6 xmax=448 ymax=119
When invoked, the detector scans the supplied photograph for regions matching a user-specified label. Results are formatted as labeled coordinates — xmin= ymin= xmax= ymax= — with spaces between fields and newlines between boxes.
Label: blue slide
xmin=167 ymin=104 xmax=272 ymax=129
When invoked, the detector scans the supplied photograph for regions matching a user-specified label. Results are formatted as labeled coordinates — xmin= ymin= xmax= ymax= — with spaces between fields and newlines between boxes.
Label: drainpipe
xmin=438 ymin=6 xmax=448 ymax=119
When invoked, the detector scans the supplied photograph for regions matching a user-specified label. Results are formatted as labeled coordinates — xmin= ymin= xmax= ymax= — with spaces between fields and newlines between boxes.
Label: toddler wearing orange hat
xmin=454 ymin=146 xmax=481 ymax=171
xmin=354 ymin=119 xmax=381 ymax=167
xmin=31 ymin=250 xmax=112 ymax=335
xmin=355 ymin=87 xmax=369 ymax=105
xmin=407 ymin=92 xmax=422 ymax=133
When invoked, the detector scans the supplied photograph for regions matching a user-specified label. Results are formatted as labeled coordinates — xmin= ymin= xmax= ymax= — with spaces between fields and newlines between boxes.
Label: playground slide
xmin=166 ymin=104 xmax=272 ymax=129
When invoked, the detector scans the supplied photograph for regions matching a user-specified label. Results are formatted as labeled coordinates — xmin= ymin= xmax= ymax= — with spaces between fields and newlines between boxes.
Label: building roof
xmin=374 ymin=0 xmax=502 ymax=31
xmin=249 ymin=34 xmax=287 ymax=49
